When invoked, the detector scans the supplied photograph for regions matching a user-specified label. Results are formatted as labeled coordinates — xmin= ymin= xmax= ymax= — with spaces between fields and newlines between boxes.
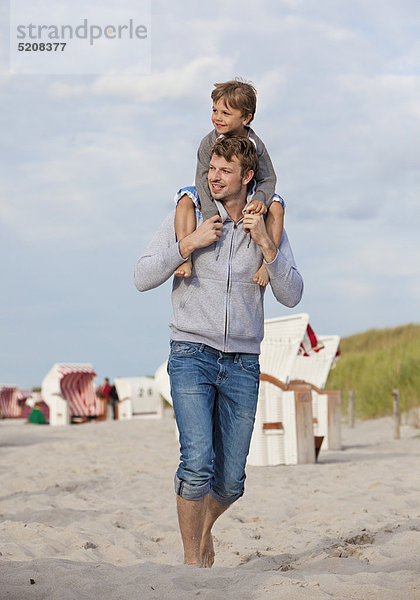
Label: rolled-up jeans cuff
xmin=209 ymin=488 xmax=244 ymax=507
xmin=174 ymin=474 xmax=210 ymax=501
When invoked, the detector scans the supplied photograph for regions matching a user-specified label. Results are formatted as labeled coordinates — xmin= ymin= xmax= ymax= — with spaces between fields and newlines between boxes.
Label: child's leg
xmin=266 ymin=201 xmax=284 ymax=248
xmin=174 ymin=195 xmax=196 ymax=277
xmin=253 ymin=201 xmax=285 ymax=287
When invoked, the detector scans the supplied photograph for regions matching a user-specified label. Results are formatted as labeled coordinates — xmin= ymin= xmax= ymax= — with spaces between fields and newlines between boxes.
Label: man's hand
xmin=179 ymin=215 xmax=223 ymax=259
xmin=242 ymin=213 xmax=277 ymax=264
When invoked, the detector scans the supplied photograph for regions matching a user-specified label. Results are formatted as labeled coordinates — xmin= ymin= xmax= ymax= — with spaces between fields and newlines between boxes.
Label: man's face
xmin=208 ymin=154 xmax=246 ymax=201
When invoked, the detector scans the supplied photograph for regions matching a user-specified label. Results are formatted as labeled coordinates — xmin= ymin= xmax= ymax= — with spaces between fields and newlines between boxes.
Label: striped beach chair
xmin=0 ymin=386 xmax=24 ymax=418
xmin=42 ymin=363 xmax=103 ymax=426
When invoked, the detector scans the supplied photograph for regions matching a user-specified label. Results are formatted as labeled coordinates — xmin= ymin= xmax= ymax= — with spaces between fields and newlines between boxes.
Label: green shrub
xmin=326 ymin=323 xmax=420 ymax=419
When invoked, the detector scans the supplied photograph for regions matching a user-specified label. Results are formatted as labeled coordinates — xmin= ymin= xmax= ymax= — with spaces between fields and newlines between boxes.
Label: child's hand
xmin=244 ymin=200 xmax=267 ymax=215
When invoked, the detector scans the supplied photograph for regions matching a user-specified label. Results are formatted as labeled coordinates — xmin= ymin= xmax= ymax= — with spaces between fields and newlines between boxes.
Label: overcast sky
xmin=1 ymin=0 xmax=419 ymax=388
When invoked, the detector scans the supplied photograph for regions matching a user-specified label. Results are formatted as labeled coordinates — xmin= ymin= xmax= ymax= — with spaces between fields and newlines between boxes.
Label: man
xmin=109 ymin=382 xmax=120 ymax=420
xmin=134 ymin=137 xmax=303 ymax=567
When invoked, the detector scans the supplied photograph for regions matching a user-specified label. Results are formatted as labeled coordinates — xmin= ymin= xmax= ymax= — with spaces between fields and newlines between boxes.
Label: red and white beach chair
xmin=41 ymin=363 xmax=102 ymax=426
xmin=0 ymin=386 xmax=24 ymax=418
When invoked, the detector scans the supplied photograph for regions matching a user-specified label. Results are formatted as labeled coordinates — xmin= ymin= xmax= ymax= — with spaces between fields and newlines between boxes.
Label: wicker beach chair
xmin=290 ymin=334 xmax=342 ymax=450
xmin=154 ymin=361 xmax=172 ymax=406
xmin=41 ymin=363 xmax=102 ymax=426
xmin=247 ymin=313 xmax=317 ymax=466
xmin=114 ymin=377 xmax=163 ymax=420
xmin=0 ymin=386 xmax=24 ymax=418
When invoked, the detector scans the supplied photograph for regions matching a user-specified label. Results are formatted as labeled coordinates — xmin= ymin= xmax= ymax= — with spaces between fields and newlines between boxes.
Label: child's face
xmin=211 ymin=99 xmax=251 ymax=136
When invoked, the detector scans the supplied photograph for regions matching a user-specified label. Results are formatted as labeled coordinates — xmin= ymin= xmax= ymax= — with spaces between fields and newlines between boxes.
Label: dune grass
xmin=326 ymin=323 xmax=420 ymax=420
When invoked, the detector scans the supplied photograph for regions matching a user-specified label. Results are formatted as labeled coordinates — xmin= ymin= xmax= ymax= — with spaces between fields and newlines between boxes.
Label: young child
xmin=174 ymin=79 xmax=284 ymax=287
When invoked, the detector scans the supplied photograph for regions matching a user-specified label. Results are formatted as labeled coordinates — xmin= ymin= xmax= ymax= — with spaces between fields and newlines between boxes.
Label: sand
xmin=1 ymin=412 xmax=419 ymax=599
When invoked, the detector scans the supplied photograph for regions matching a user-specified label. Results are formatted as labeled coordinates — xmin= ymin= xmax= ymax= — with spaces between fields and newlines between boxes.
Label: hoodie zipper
xmin=224 ymin=223 xmax=236 ymax=351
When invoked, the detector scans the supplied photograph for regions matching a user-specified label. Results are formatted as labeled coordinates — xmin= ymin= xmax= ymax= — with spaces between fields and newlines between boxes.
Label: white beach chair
xmin=290 ymin=334 xmax=342 ymax=450
xmin=248 ymin=313 xmax=316 ymax=466
xmin=154 ymin=361 xmax=172 ymax=406
xmin=291 ymin=334 xmax=340 ymax=389
xmin=154 ymin=361 xmax=181 ymax=439
xmin=250 ymin=374 xmax=316 ymax=465
xmin=41 ymin=363 xmax=102 ymax=426
xmin=260 ymin=314 xmax=310 ymax=383
xmin=114 ymin=377 xmax=163 ymax=420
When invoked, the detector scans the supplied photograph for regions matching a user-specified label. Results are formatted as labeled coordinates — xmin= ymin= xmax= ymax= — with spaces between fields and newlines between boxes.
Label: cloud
xmin=255 ymin=70 xmax=288 ymax=110
xmin=0 ymin=133 xmax=168 ymax=244
xmin=48 ymin=56 xmax=235 ymax=101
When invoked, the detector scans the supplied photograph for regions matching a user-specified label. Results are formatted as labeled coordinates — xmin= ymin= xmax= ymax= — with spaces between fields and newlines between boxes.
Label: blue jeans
xmin=167 ymin=341 xmax=260 ymax=506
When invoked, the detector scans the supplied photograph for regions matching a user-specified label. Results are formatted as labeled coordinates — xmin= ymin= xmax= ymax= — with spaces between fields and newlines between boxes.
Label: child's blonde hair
xmin=211 ymin=78 xmax=257 ymax=124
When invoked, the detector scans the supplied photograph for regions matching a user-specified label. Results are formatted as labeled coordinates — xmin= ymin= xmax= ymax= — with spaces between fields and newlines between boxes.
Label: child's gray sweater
xmin=196 ymin=127 xmax=277 ymax=221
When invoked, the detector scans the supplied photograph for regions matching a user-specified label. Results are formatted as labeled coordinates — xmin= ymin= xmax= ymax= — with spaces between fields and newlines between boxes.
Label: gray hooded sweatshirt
xmin=134 ymin=200 xmax=303 ymax=355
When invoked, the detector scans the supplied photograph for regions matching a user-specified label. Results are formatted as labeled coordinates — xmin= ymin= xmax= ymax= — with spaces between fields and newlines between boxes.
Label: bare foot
xmin=175 ymin=258 xmax=192 ymax=278
xmin=200 ymin=531 xmax=215 ymax=568
xmin=253 ymin=264 xmax=269 ymax=287
xmin=183 ymin=557 xmax=201 ymax=567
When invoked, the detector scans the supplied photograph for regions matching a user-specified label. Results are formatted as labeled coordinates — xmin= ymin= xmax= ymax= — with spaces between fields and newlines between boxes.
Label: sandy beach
xmin=1 ymin=412 xmax=419 ymax=599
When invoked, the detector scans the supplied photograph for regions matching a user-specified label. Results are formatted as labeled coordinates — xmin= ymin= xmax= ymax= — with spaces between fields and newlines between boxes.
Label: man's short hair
xmin=211 ymin=136 xmax=259 ymax=177
xmin=211 ymin=79 xmax=257 ymax=123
